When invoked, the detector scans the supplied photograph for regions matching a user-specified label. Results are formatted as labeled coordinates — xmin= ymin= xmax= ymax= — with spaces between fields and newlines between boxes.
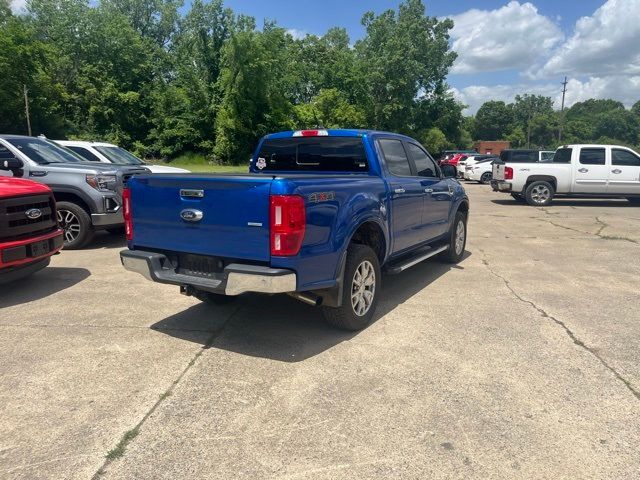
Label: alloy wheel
xmin=351 ymin=260 xmax=376 ymax=317
xmin=57 ymin=209 xmax=81 ymax=244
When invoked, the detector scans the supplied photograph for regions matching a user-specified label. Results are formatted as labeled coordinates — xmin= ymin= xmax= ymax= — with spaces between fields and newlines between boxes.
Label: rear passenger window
xmin=406 ymin=143 xmax=437 ymax=177
xmin=0 ymin=145 xmax=14 ymax=159
xmin=612 ymin=149 xmax=640 ymax=166
xmin=553 ymin=148 xmax=572 ymax=163
xmin=579 ymin=148 xmax=606 ymax=165
xmin=68 ymin=146 xmax=102 ymax=162
xmin=379 ymin=139 xmax=412 ymax=176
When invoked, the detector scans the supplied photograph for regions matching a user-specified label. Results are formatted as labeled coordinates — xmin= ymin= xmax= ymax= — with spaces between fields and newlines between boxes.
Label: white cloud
xmin=10 ymin=0 xmax=27 ymax=13
xmin=452 ymin=76 xmax=640 ymax=115
xmin=286 ymin=29 xmax=309 ymax=40
xmin=447 ymin=1 xmax=563 ymax=74
xmin=539 ymin=0 xmax=640 ymax=78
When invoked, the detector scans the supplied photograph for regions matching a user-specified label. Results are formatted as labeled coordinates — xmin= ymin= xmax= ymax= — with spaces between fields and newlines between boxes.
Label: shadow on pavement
xmin=87 ymin=231 xmax=127 ymax=249
xmin=151 ymin=252 xmax=470 ymax=362
xmin=0 ymin=266 xmax=90 ymax=308
xmin=491 ymin=198 xmax=633 ymax=207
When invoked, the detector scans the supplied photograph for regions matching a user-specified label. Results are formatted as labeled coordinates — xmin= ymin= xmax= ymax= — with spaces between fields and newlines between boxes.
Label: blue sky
xmin=219 ymin=0 xmax=640 ymax=114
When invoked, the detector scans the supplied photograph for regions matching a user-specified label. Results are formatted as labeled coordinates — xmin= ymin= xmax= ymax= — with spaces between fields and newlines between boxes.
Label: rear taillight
xmin=270 ymin=195 xmax=306 ymax=256
xmin=123 ymin=188 xmax=133 ymax=241
xmin=504 ymin=166 xmax=514 ymax=180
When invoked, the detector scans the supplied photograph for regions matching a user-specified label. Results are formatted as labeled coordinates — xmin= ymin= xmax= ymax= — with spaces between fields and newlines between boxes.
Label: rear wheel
xmin=480 ymin=172 xmax=492 ymax=184
xmin=525 ymin=181 xmax=554 ymax=207
xmin=56 ymin=201 xmax=94 ymax=249
xmin=321 ymin=244 xmax=381 ymax=331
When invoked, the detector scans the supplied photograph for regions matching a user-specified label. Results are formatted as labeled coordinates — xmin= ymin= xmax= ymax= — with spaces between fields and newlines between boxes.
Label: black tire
xmin=106 ymin=226 xmax=125 ymax=235
xmin=627 ymin=197 xmax=640 ymax=204
xmin=480 ymin=172 xmax=492 ymax=184
xmin=511 ymin=193 xmax=526 ymax=202
xmin=194 ymin=290 xmax=236 ymax=305
xmin=441 ymin=210 xmax=467 ymax=264
xmin=524 ymin=181 xmax=554 ymax=207
xmin=56 ymin=201 xmax=94 ymax=249
xmin=321 ymin=244 xmax=381 ymax=331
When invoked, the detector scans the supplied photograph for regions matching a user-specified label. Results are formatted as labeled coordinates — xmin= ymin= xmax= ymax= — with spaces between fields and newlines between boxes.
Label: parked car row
xmin=0 ymin=135 xmax=189 ymax=250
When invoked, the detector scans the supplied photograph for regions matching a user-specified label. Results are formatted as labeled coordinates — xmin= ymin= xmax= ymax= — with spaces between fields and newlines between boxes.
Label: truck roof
xmin=560 ymin=144 xmax=636 ymax=149
xmin=263 ymin=129 xmax=416 ymax=141
xmin=56 ymin=140 xmax=117 ymax=148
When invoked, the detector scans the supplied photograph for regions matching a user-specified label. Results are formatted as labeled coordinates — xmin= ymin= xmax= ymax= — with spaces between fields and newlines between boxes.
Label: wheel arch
xmin=52 ymin=190 xmax=92 ymax=215
xmin=525 ymin=175 xmax=557 ymax=192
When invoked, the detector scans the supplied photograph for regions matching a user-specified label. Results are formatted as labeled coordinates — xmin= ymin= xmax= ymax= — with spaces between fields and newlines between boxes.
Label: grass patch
xmin=105 ymin=427 xmax=140 ymax=460
xmin=147 ymin=152 xmax=249 ymax=173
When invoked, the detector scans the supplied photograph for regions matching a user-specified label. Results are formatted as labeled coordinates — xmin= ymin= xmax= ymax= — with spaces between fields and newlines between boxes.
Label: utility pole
xmin=23 ymin=84 xmax=32 ymax=136
xmin=559 ymin=76 xmax=568 ymax=143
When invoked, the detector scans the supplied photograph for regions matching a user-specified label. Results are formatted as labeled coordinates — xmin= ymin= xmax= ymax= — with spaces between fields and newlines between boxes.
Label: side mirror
xmin=0 ymin=157 xmax=24 ymax=177
xmin=441 ymin=164 xmax=456 ymax=178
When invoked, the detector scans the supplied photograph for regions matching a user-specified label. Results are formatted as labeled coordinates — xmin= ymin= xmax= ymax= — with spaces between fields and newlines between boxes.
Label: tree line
xmin=2 ymin=0 xmax=639 ymax=165
xmin=472 ymin=95 xmax=640 ymax=151
xmin=1 ymin=0 xmax=468 ymax=163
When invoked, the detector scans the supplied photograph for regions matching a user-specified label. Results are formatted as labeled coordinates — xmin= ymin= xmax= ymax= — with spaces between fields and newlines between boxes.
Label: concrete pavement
xmin=1 ymin=184 xmax=639 ymax=479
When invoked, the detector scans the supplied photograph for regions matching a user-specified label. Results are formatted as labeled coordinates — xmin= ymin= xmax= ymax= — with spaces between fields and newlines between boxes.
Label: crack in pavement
xmin=535 ymin=216 xmax=638 ymax=245
xmin=91 ymin=305 xmax=243 ymax=478
xmin=479 ymin=250 xmax=640 ymax=402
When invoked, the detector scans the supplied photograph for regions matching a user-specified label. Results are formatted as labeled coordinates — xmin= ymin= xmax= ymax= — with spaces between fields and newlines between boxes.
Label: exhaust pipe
xmin=288 ymin=292 xmax=323 ymax=307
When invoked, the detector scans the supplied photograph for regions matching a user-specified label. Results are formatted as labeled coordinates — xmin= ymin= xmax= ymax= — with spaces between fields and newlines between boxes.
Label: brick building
xmin=473 ymin=141 xmax=510 ymax=156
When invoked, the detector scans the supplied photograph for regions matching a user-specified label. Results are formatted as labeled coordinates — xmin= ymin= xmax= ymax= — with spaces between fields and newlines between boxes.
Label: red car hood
xmin=0 ymin=176 xmax=52 ymax=198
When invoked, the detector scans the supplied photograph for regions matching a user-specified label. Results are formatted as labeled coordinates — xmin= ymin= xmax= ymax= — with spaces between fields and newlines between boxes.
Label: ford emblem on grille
xmin=180 ymin=209 xmax=203 ymax=222
xmin=25 ymin=208 xmax=43 ymax=220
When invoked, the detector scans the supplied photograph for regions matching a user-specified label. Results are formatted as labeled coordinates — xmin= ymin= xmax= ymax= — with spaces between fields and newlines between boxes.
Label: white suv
xmin=56 ymin=140 xmax=190 ymax=174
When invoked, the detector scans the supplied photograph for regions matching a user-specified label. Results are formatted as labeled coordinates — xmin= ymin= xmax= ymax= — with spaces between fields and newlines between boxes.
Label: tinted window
xmin=5 ymin=137 xmax=83 ymax=164
xmin=406 ymin=143 xmax=437 ymax=177
xmin=540 ymin=152 xmax=554 ymax=162
xmin=612 ymin=149 xmax=640 ymax=167
xmin=256 ymin=137 xmax=368 ymax=172
xmin=69 ymin=146 xmax=102 ymax=162
xmin=95 ymin=146 xmax=144 ymax=165
xmin=379 ymin=139 xmax=411 ymax=176
xmin=0 ymin=144 xmax=15 ymax=159
xmin=512 ymin=151 xmax=538 ymax=162
xmin=579 ymin=148 xmax=606 ymax=165
xmin=553 ymin=148 xmax=572 ymax=163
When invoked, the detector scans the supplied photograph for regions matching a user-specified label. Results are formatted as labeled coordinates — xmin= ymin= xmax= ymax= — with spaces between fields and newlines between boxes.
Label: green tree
xmin=593 ymin=110 xmax=639 ymax=145
xmin=565 ymin=98 xmax=625 ymax=121
xmin=421 ymin=127 xmax=449 ymax=155
xmin=474 ymin=101 xmax=513 ymax=140
xmin=294 ymin=88 xmax=365 ymax=129
xmin=355 ymin=0 xmax=456 ymax=133
xmin=511 ymin=94 xmax=554 ymax=133
xmin=506 ymin=126 xmax=526 ymax=148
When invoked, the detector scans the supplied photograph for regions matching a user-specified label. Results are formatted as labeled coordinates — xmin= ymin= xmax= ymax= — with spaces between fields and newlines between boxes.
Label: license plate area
xmin=29 ymin=239 xmax=50 ymax=257
xmin=178 ymin=253 xmax=223 ymax=278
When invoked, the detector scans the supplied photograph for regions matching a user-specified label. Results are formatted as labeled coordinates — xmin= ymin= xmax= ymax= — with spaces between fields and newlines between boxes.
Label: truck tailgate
xmin=493 ymin=162 xmax=506 ymax=180
xmin=129 ymin=175 xmax=273 ymax=262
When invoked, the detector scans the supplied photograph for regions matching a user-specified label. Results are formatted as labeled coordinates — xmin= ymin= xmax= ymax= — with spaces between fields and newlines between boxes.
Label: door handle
xmin=394 ymin=188 xmax=405 ymax=194
xmin=611 ymin=169 xmax=622 ymax=174
xmin=578 ymin=168 xmax=589 ymax=173
xmin=424 ymin=188 xmax=433 ymax=193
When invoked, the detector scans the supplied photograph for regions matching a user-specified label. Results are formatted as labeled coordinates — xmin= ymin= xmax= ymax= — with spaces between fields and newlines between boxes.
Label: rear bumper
xmin=120 ymin=250 xmax=297 ymax=296
xmin=491 ymin=180 xmax=512 ymax=192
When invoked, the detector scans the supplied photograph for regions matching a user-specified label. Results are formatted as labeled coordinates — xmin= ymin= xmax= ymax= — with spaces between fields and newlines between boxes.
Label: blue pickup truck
xmin=120 ymin=129 xmax=469 ymax=330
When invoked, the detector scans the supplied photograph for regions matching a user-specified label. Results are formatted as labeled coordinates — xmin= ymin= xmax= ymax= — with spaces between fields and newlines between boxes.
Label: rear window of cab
xmin=255 ymin=137 xmax=368 ymax=172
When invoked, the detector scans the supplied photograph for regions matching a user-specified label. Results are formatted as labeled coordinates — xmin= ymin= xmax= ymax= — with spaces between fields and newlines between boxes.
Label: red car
xmin=440 ymin=153 xmax=468 ymax=167
xmin=0 ymin=174 xmax=64 ymax=283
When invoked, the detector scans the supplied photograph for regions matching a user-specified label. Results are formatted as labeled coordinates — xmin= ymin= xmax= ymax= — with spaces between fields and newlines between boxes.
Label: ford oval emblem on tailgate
xmin=180 ymin=209 xmax=203 ymax=222
xmin=25 ymin=208 xmax=43 ymax=220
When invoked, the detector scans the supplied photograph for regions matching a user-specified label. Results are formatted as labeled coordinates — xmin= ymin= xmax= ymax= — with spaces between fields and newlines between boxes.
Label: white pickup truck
xmin=491 ymin=144 xmax=640 ymax=206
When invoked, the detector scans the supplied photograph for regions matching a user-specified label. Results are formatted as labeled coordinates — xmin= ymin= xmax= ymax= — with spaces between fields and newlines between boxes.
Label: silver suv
xmin=0 ymin=135 xmax=148 ymax=249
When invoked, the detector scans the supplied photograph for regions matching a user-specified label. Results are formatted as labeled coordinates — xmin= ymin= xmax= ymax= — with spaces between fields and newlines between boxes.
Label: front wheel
xmin=321 ymin=244 xmax=381 ymax=331
xmin=480 ymin=172 xmax=492 ymax=184
xmin=441 ymin=211 xmax=467 ymax=264
xmin=525 ymin=181 xmax=554 ymax=206
xmin=56 ymin=201 xmax=94 ymax=249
